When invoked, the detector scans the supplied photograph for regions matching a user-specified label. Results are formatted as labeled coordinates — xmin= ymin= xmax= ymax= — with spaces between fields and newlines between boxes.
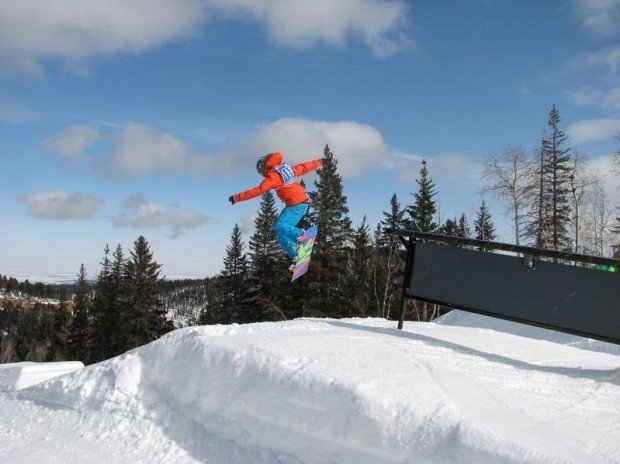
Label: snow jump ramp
xmin=11 ymin=318 xmax=620 ymax=464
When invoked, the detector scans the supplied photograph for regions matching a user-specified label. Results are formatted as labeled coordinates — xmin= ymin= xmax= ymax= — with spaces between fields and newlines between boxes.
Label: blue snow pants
xmin=274 ymin=203 xmax=309 ymax=259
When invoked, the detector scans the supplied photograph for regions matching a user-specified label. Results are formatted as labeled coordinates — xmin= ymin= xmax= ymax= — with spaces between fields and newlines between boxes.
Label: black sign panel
xmin=407 ymin=241 xmax=620 ymax=344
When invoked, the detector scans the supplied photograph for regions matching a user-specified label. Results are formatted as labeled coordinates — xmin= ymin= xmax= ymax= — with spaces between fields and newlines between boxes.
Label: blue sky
xmin=1 ymin=0 xmax=619 ymax=281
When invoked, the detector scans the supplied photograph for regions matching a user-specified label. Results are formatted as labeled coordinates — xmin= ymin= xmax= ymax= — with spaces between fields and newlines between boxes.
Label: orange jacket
xmin=232 ymin=152 xmax=322 ymax=206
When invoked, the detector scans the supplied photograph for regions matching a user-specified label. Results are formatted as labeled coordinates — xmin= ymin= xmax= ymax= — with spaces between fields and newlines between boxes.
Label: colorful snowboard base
xmin=291 ymin=225 xmax=318 ymax=282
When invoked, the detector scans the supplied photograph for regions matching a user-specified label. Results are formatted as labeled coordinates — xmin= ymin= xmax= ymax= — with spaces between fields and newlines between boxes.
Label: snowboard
xmin=291 ymin=225 xmax=318 ymax=282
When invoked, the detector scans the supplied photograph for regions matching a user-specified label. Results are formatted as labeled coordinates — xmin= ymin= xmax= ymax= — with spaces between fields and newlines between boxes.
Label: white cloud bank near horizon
xmin=0 ymin=0 xmax=409 ymax=78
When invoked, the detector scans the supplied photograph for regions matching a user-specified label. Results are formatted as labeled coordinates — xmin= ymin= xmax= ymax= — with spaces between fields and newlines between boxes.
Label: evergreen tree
xmin=117 ymin=236 xmax=168 ymax=354
xmin=457 ymin=213 xmax=471 ymax=238
xmin=345 ymin=216 xmax=372 ymax=317
xmin=90 ymin=244 xmax=127 ymax=361
xmin=68 ymin=264 xmax=91 ymax=362
xmin=527 ymin=106 xmax=573 ymax=251
xmin=46 ymin=299 xmax=72 ymax=361
xmin=246 ymin=192 xmax=287 ymax=322
xmin=527 ymin=136 xmax=549 ymax=248
xmin=218 ymin=224 xmax=250 ymax=323
xmin=107 ymin=244 xmax=126 ymax=357
xmin=15 ymin=304 xmax=53 ymax=361
xmin=542 ymin=105 xmax=573 ymax=251
xmin=199 ymin=277 xmax=226 ymax=324
xmin=370 ymin=195 xmax=408 ymax=319
xmin=405 ymin=160 xmax=438 ymax=322
xmin=379 ymin=193 xmax=406 ymax=247
xmin=474 ymin=200 xmax=497 ymax=241
xmin=90 ymin=245 xmax=112 ymax=362
xmin=407 ymin=159 xmax=438 ymax=233
xmin=306 ymin=145 xmax=353 ymax=317
xmin=440 ymin=217 xmax=459 ymax=236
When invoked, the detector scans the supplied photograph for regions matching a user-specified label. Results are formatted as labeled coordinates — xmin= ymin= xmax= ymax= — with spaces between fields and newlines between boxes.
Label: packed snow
xmin=1 ymin=312 xmax=619 ymax=463
xmin=0 ymin=361 xmax=83 ymax=391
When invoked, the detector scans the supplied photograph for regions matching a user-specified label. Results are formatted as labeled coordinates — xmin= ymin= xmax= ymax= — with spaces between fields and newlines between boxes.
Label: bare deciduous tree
xmin=371 ymin=240 xmax=402 ymax=319
xmin=568 ymin=153 xmax=594 ymax=253
xmin=481 ymin=147 xmax=534 ymax=245
xmin=612 ymin=134 xmax=619 ymax=256
xmin=582 ymin=175 xmax=613 ymax=256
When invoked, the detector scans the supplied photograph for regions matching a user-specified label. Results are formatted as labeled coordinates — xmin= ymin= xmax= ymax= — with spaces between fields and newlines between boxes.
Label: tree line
xmin=1 ymin=236 xmax=172 ymax=364
xmin=203 ymin=105 xmax=619 ymax=325
xmin=0 ymin=275 xmax=72 ymax=300
xmin=482 ymin=105 xmax=618 ymax=256
xmin=202 ymin=146 xmax=497 ymax=325
xmin=1 ymin=105 xmax=617 ymax=365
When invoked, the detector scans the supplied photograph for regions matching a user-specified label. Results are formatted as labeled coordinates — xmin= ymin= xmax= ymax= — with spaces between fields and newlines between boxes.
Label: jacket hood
xmin=264 ymin=152 xmax=283 ymax=171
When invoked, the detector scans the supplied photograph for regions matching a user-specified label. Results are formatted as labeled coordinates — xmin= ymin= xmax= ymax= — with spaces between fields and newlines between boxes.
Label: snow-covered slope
xmin=1 ymin=317 xmax=619 ymax=463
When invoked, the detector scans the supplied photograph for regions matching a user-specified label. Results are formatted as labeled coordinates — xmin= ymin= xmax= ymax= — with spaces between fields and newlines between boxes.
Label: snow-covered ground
xmin=1 ymin=312 xmax=619 ymax=463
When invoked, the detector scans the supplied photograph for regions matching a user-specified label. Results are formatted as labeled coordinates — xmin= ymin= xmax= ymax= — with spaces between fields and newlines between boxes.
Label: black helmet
xmin=256 ymin=155 xmax=268 ymax=175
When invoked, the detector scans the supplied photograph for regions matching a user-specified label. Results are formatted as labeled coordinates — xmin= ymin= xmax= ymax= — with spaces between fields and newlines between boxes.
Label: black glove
xmin=229 ymin=196 xmax=235 ymax=205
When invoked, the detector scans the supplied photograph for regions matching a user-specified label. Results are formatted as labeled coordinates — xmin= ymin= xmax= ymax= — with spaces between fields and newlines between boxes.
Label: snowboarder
xmin=229 ymin=152 xmax=323 ymax=265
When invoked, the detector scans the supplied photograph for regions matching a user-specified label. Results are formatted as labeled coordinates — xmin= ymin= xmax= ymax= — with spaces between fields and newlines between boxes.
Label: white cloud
xmin=48 ymin=119 xmax=483 ymax=187
xmin=567 ymin=119 xmax=620 ymax=144
xmin=573 ymin=0 xmax=620 ymax=36
xmin=42 ymin=125 xmax=99 ymax=162
xmin=18 ymin=190 xmax=103 ymax=220
xmin=0 ymin=0 xmax=205 ymax=76
xmin=246 ymin=118 xmax=390 ymax=177
xmin=51 ymin=118 xmax=390 ymax=179
xmin=112 ymin=193 xmax=210 ymax=238
xmin=0 ymin=0 xmax=409 ymax=77
xmin=103 ymin=121 xmax=218 ymax=178
xmin=208 ymin=0 xmax=410 ymax=57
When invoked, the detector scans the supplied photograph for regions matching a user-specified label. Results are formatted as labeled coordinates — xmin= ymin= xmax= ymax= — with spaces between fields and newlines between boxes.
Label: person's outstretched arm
xmin=293 ymin=158 xmax=323 ymax=176
xmin=230 ymin=172 xmax=280 ymax=204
